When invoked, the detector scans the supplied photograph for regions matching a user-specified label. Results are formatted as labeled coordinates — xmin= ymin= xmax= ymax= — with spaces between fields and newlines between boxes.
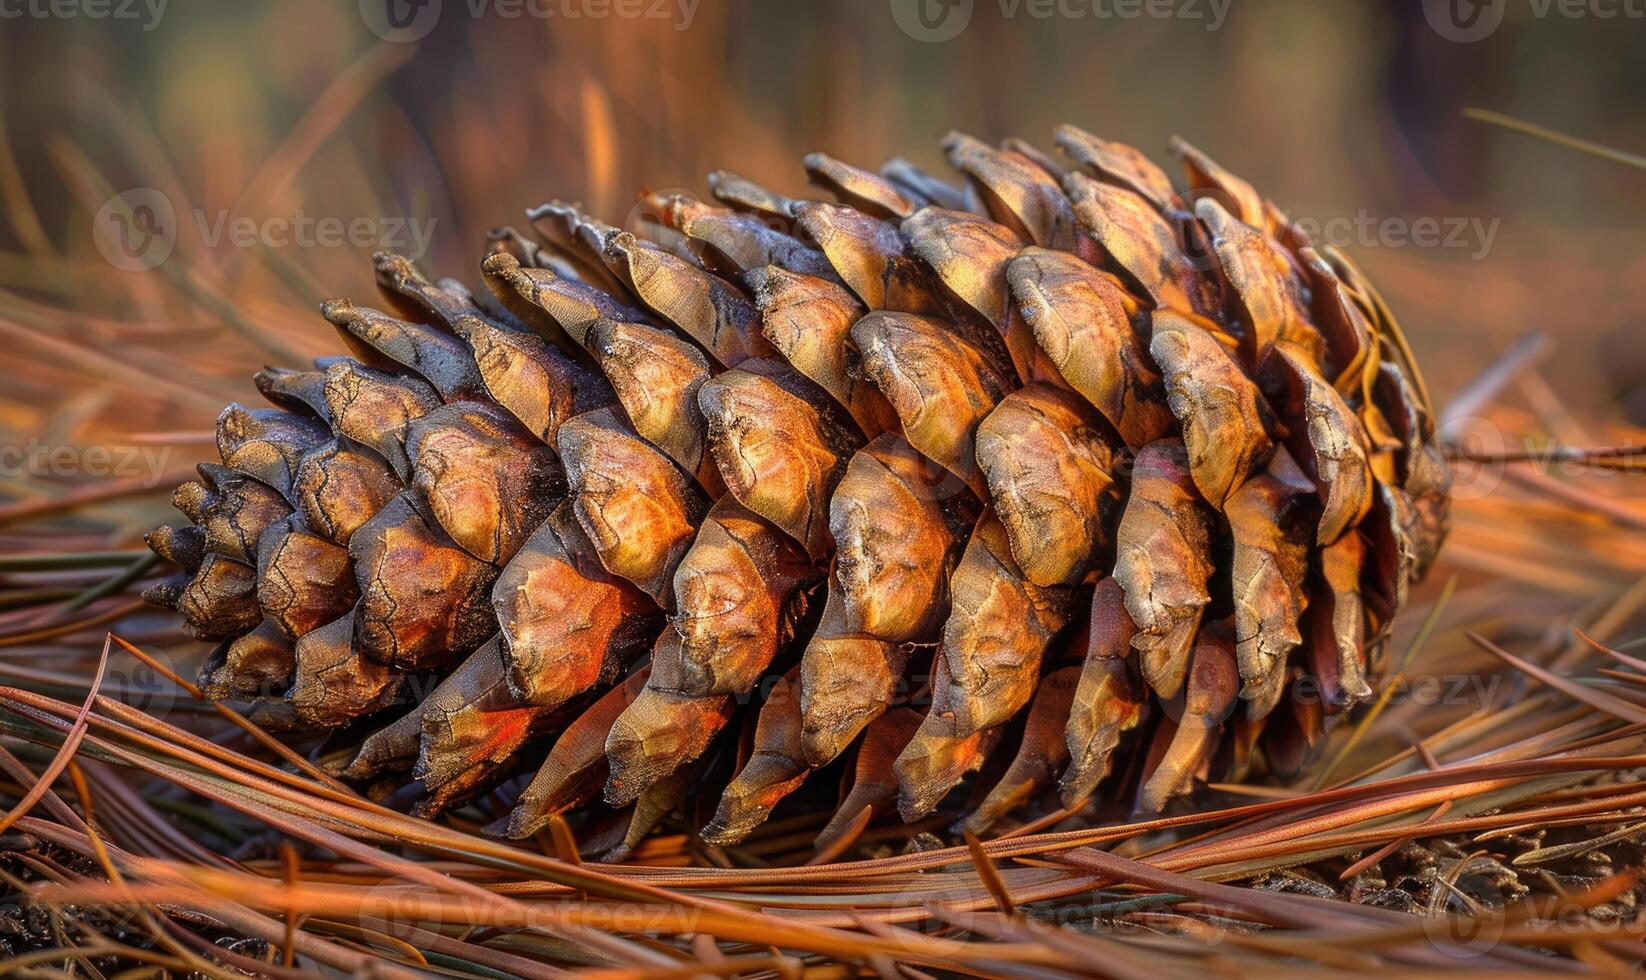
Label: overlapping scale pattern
xmin=146 ymin=125 xmax=1449 ymax=858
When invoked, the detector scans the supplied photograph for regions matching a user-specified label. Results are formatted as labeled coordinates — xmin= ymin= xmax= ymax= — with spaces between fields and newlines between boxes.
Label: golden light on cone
xmin=144 ymin=124 xmax=1448 ymax=847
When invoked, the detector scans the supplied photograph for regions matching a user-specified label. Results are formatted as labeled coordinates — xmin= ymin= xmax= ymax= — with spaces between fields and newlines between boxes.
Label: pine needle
xmin=1465 ymin=108 xmax=1646 ymax=171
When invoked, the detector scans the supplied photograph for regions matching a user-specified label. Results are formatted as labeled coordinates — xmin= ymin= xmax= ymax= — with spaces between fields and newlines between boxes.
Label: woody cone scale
xmin=145 ymin=126 xmax=1449 ymax=858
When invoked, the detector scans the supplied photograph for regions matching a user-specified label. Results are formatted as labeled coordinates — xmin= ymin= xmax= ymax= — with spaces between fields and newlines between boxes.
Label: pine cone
xmin=144 ymin=126 xmax=1449 ymax=856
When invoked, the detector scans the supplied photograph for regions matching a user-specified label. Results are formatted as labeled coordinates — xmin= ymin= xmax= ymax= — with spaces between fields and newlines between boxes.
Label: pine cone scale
xmin=144 ymin=125 xmax=1448 ymax=854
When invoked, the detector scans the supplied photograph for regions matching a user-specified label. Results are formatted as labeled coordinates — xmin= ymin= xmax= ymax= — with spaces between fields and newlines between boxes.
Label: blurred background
xmin=0 ymin=0 xmax=1642 ymax=843
xmin=0 ymin=0 xmax=1643 ymax=596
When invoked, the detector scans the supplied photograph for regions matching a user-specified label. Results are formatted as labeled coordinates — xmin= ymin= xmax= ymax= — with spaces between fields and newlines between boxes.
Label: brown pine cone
xmin=144 ymin=125 xmax=1449 ymax=857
